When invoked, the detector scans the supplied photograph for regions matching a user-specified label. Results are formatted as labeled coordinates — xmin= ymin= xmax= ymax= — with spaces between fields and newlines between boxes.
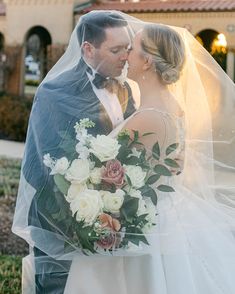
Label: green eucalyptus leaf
xmin=120 ymin=196 xmax=139 ymax=222
xmin=152 ymin=142 xmax=160 ymax=160
xmin=150 ymin=189 xmax=158 ymax=206
xmin=136 ymin=213 xmax=149 ymax=222
xmin=117 ymin=146 xmax=132 ymax=162
xmin=126 ymin=227 xmax=150 ymax=245
xmin=164 ymin=158 xmax=180 ymax=168
xmin=128 ymin=235 xmax=149 ymax=246
xmin=126 ymin=156 xmax=140 ymax=165
xmin=165 ymin=143 xmax=179 ymax=156
xmin=146 ymin=174 xmax=161 ymax=185
xmin=154 ymin=164 xmax=172 ymax=176
xmin=157 ymin=184 xmax=175 ymax=192
xmin=54 ymin=174 xmax=70 ymax=195
xmin=142 ymin=132 xmax=155 ymax=137
xmin=133 ymin=130 xmax=139 ymax=141
xmin=117 ymin=131 xmax=130 ymax=146
xmin=139 ymin=185 xmax=158 ymax=205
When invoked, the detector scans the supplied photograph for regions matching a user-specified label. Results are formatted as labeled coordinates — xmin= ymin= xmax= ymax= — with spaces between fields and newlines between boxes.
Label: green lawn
xmin=0 ymin=157 xmax=21 ymax=198
xmin=0 ymin=255 xmax=22 ymax=294
xmin=0 ymin=157 xmax=23 ymax=293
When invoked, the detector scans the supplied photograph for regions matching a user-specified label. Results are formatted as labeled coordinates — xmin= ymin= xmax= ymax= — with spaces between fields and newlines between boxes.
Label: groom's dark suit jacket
xmin=23 ymin=58 xmax=136 ymax=294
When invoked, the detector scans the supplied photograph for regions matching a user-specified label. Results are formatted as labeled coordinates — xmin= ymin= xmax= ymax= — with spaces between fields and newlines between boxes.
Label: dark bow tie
xmin=85 ymin=63 xmax=129 ymax=114
xmin=86 ymin=66 xmax=112 ymax=89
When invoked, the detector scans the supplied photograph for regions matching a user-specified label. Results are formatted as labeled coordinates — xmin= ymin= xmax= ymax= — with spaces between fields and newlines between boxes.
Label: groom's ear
xmin=82 ymin=41 xmax=95 ymax=59
xmin=143 ymin=55 xmax=153 ymax=71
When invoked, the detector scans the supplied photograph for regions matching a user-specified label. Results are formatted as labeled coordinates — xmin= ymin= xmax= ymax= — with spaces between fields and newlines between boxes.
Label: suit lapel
xmin=75 ymin=59 xmax=136 ymax=132
xmin=75 ymin=59 xmax=113 ymax=132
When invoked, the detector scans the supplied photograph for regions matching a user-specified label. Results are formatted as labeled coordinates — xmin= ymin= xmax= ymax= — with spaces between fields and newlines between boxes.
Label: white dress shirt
xmin=86 ymin=69 xmax=124 ymax=128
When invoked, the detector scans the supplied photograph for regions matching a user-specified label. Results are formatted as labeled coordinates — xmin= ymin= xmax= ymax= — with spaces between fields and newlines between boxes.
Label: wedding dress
xmin=64 ymin=109 xmax=235 ymax=294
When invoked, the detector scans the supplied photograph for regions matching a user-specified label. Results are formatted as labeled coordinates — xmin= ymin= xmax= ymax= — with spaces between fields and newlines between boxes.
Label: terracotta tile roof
xmin=0 ymin=1 xmax=6 ymax=16
xmin=74 ymin=0 xmax=235 ymax=14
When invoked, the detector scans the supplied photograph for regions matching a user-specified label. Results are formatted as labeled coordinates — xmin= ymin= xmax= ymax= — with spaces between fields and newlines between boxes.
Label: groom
xmin=23 ymin=11 xmax=136 ymax=294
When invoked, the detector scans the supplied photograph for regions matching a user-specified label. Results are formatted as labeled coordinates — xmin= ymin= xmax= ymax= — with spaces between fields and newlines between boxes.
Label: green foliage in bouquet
xmin=43 ymin=119 xmax=181 ymax=255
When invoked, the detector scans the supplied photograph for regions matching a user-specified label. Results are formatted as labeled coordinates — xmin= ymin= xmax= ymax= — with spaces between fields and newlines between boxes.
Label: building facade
xmin=0 ymin=0 xmax=235 ymax=95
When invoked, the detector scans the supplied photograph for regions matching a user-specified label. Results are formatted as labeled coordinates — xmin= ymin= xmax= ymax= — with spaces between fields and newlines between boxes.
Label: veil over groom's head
xmin=76 ymin=11 xmax=131 ymax=78
xmin=77 ymin=11 xmax=128 ymax=48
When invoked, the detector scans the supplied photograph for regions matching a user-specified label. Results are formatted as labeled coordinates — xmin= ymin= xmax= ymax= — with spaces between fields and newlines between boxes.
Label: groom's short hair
xmin=77 ymin=11 xmax=128 ymax=48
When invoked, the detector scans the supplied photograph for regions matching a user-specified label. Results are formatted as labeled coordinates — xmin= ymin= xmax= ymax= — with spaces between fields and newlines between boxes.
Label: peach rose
xmin=96 ymin=213 xmax=121 ymax=250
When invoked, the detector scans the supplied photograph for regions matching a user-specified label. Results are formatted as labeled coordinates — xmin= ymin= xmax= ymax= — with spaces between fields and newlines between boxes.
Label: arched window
xmin=195 ymin=29 xmax=227 ymax=71
xmin=24 ymin=26 xmax=52 ymax=96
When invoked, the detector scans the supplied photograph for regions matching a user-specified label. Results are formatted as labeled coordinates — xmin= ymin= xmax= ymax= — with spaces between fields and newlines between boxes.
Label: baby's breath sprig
xmin=74 ymin=118 xmax=95 ymax=133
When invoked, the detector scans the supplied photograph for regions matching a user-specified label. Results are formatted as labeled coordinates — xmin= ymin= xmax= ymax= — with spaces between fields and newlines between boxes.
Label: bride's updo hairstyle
xmin=141 ymin=24 xmax=185 ymax=84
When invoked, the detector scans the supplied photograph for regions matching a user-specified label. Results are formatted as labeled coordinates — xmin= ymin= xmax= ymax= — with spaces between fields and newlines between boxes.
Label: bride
xmin=13 ymin=11 xmax=235 ymax=294
xmin=64 ymin=22 xmax=235 ymax=294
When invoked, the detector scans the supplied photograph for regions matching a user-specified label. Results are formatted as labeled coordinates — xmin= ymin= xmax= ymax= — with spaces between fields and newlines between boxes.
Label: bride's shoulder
xmin=123 ymin=107 xmax=170 ymax=136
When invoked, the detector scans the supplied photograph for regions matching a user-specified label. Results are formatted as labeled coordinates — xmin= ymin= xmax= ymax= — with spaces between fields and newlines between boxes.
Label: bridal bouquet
xmin=43 ymin=118 xmax=180 ymax=255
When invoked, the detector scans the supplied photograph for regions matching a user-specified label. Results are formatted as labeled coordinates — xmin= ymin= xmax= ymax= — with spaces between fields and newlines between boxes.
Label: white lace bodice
xmin=109 ymin=107 xmax=186 ymax=156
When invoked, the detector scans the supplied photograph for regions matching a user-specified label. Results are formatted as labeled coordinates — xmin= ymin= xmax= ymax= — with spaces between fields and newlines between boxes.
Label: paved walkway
xmin=0 ymin=139 xmax=25 ymax=159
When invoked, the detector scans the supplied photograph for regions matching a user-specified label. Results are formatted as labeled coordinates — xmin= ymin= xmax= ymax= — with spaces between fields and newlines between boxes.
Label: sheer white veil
xmin=12 ymin=11 xmax=235 ymax=281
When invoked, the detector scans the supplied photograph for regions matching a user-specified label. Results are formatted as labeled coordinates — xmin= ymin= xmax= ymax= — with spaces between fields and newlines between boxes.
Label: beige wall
xmin=1 ymin=6 xmax=235 ymax=47
xmin=128 ymin=12 xmax=235 ymax=48
xmin=0 ymin=4 xmax=234 ymax=94
xmin=4 ymin=0 xmax=74 ymax=45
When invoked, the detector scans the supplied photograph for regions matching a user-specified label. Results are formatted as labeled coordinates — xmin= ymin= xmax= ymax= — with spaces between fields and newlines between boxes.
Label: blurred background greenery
xmin=0 ymin=157 xmax=28 ymax=294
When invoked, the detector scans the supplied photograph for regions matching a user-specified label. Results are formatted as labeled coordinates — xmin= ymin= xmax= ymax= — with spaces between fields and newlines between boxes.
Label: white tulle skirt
xmin=63 ymin=183 xmax=235 ymax=294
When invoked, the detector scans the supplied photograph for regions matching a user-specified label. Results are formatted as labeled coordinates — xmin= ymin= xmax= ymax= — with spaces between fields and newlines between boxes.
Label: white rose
xmin=124 ymin=165 xmax=146 ymax=189
xmin=89 ymin=135 xmax=120 ymax=162
xmin=65 ymin=159 xmax=90 ymax=184
xmin=129 ymin=189 xmax=143 ymax=199
xmin=89 ymin=167 xmax=102 ymax=184
xmin=70 ymin=189 xmax=103 ymax=226
xmin=65 ymin=183 xmax=87 ymax=203
xmin=102 ymin=189 xmax=124 ymax=214
xmin=50 ymin=157 xmax=69 ymax=175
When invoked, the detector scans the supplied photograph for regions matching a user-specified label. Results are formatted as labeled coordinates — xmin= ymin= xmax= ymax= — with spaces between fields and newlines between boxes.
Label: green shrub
xmin=0 ymin=255 xmax=21 ymax=294
xmin=0 ymin=157 xmax=21 ymax=198
xmin=0 ymin=94 xmax=32 ymax=142
xmin=25 ymin=79 xmax=40 ymax=87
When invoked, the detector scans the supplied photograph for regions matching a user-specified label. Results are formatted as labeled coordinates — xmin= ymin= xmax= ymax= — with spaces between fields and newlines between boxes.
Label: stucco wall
xmin=74 ymin=10 xmax=235 ymax=47
xmin=128 ymin=12 xmax=235 ymax=48
xmin=4 ymin=0 xmax=74 ymax=45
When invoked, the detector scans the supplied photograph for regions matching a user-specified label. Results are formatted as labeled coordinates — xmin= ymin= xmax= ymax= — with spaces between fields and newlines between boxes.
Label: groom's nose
xmin=119 ymin=51 xmax=129 ymax=61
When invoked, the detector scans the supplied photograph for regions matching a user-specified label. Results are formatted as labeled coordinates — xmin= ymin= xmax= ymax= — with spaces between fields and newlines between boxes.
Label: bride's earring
xmin=142 ymin=75 xmax=146 ymax=80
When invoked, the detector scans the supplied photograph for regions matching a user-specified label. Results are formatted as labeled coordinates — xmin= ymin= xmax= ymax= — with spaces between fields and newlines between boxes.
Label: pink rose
xmin=96 ymin=213 xmax=121 ymax=250
xmin=101 ymin=160 xmax=125 ymax=187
